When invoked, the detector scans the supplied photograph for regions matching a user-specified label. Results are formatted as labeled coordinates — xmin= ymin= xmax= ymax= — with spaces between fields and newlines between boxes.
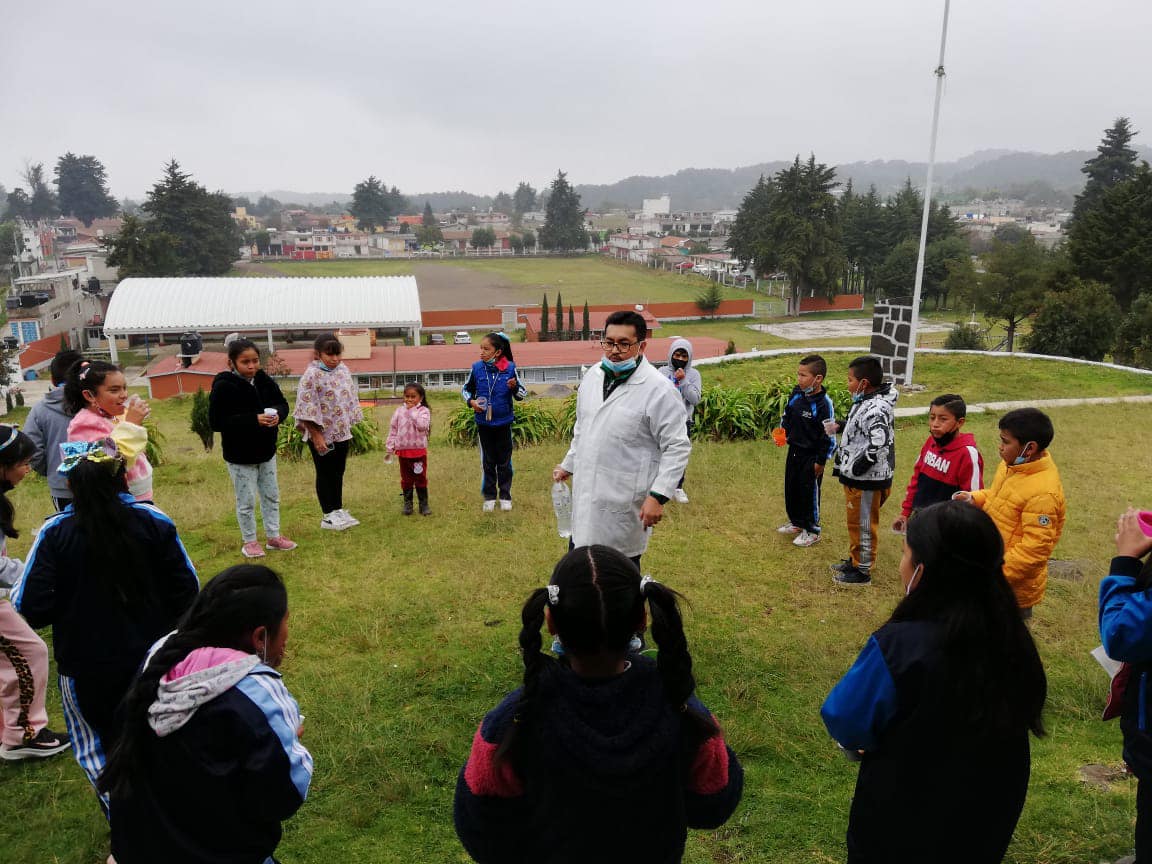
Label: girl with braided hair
xmin=101 ymin=565 xmax=311 ymax=864
xmin=454 ymin=545 xmax=743 ymax=863
xmin=11 ymin=438 xmax=198 ymax=815
xmin=821 ymin=501 xmax=1047 ymax=863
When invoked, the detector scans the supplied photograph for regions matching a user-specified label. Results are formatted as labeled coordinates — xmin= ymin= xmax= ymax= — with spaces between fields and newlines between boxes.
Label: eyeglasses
xmin=601 ymin=339 xmax=640 ymax=353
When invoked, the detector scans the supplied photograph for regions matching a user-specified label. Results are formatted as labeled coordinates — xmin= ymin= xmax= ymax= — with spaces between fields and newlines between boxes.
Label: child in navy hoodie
xmin=892 ymin=394 xmax=984 ymax=534
xmin=778 ymin=354 xmax=837 ymax=548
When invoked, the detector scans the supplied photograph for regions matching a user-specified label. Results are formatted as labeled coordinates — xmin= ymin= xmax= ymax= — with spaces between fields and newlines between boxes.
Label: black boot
xmin=417 ymin=487 xmax=430 ymax=516
xmin=402 ymin=489 xmax=414 ymax=515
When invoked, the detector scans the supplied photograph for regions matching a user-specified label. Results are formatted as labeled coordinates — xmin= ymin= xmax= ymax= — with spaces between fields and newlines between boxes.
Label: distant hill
xmin=248 ymin=145 xmax=1152 ymax=214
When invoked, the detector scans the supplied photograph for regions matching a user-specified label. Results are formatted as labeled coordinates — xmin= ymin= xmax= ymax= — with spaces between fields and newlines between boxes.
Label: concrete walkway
xmin=895 ymin=394 xmax=1152 ymax=418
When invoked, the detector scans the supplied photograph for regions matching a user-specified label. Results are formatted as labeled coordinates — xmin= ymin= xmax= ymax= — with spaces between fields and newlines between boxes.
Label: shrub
xmin=447 ymin=400 xmax=559 ymax=448
xmin=190 ymin=388 xmax=213 ymax=451
xmin=276 ymin=418 xmax=383 ymax=461
xmin=945 ymin=323 xmax=986 ymax=350
xmin=1026 ymin=280 xmax=1119 ymax=362
xmin=1114 ymin=295 xmax=1152 ymax=368
xmin=145 ymin=420 xmax=167 ymax=467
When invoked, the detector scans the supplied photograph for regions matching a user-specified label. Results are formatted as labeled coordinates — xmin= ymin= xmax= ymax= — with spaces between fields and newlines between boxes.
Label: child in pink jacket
xmin=386 ymin=383 xmax=432 ymax=516
xmin=64 ymin=361 xmax=154 ymax=501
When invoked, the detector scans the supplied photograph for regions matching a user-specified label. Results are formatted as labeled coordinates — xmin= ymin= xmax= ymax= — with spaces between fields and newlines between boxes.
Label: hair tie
xmin=639 ymin=575 xmax=657 ymax=595
xmin=78 ymin=361 xmax=92 ymax=382
xmin=0 ymin=426 xmax=19 ymax=453
xmin=546 ymin=584 xmax=560 ymax=606
xmin=57 ymin=438 xmax=123 ymax=474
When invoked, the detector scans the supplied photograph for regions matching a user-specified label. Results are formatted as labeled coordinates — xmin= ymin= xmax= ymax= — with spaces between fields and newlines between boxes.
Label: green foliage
xmin=555 ymin=292 xmax=564 ymax=334
xmin=103 ymin=214 xmax=181 ymax=278
xmin=470 ymin=227 xmax=496 ymax=249
xmin=521 ymin=229 xmax=536 ymax=249
xmin=967 ymin=232 xmax=1051 ymax=352
xmin=276 ymin=418 xmax=383 ymax=461
xmin=1073 ymin=117 xmax=1142 ymax=223
xmin=9 ymin=163 xmax=59 ymax=221
xmin=189 ymin=388 xmax=213 ymax=451
xmin=944 ymin=322 xmax=987 ymax=350
xmin=540 ymin=294 xmax=549 ymax=338
xmin=539 ymin=171 xmax=587 ymax=251
xmin=1026 ymin=280 xmax=1119 ymax=362
xmin=508 ymin=233 xmax=524 ymax=253
xmin=581 ymin=302 xmax=590 ymax=340
xmin=53 ymin=153 xmax=118 ymax=226
xmin=729 ymin=156 xmax=843 ymax=315
xmin=1068 ymin=165 xmax=1152 ymax=311
xmin=145 ymin=420 xmax=166 ymax=467
xmin=513 ymin=182 xmax=537 ymax=218
xmin=492 ymin=191 xmax=513 ymax=215
xmin=1114 ymin=295 xmax=1152 ymax=368
xmin=446 ymin=400 xmax=559 ymax=448
xmin=350 ymin=176 xmax=406 ymax=233
xmin=692 ymin=379 xmax=851 ymax=442
xmin=695 ymin=281 xmax=723 ymax=316
xmin=557 ymin=393 xmax=577 ymax=438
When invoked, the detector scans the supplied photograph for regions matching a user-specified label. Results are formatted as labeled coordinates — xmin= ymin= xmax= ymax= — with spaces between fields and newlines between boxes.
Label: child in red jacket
xmin=892 ymin=394 xmax=984 ymax=534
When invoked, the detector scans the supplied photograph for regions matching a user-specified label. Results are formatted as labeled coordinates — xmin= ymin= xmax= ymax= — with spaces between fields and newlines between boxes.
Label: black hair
xmin=929 ymin=393 xmax=967 ymax=419
xmin=999 ymin=407 xmax=1054 ymax=451
xmin=226 ymin=337 xmax=261 ymax=365
xmin=848 ymin=355 xmax=884 ymax=388
xmin=799 ymin=354 xmax=827 ymax=379
xmin=402 ymin=381 xmax=429 ymax=409
xmin=891 ymin=501 xmax=1046 ymax=738
xmin=63 ymin=359 xmax=122 ymax=414
xmin=99 ymin=565 xmax=288 ymax=797
xmin=483 ymin=332 xmax=514 ymax=363
xmin=313 ymin=332 xmax=343 ymax=355
xmin=50 ymin=349 xmax=84 ymax=386
xmin=604 ymin=310 xmax=647 ymax=342
xmin=496 ymin=545 xmax=718 ymax=766
xmin=0 ymin=426 xmax=35 ymax=538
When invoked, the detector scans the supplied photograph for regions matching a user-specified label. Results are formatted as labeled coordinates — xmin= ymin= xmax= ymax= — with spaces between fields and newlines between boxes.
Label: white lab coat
xmin=560 ymin=357 xmax=692 ymax=558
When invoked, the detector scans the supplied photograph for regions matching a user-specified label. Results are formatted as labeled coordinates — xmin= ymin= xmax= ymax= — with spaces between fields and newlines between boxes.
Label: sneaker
xmin=482 ymin=500 xmax=497 ymax=512
xmin=833 ymin=567 xmax=872 ymax=585
xmin=499 ymin=500 xmax=513 ymax=512
xmin=777 ymin=523 xmax=801 ymax=535
xmin=241 ymin=541 xmax=266 ymax=558
xmin=792 ymin=530 xmax=820 ymax=548
xmin=321 ymin=512 xmax=347 ymax=531
xmin=265 ymin=536 xmax=297 ymax=552
xmin=551 ymin=638 xmax=565 ymax=656
xmin=337 ymin=509 xmax=360 ymax=527
xmin=0 ymin=727 xmax=71 ymax=760
xmin=629 ymin=634 xmax=644 ymax=652
xmin=829 ymin=558 xmax=854 ymax=574
xmin=672 ymin=488 xmax=689 ymax=504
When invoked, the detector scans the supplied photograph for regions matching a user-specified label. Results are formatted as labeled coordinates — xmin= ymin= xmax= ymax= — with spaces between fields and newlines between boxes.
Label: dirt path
xmin=409 ymin=264 xmax=522 ymax=310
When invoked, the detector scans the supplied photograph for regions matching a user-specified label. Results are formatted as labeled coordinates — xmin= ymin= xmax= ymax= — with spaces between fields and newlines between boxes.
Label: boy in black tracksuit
xmin=779 ymin=355 xmax=837 ymax=547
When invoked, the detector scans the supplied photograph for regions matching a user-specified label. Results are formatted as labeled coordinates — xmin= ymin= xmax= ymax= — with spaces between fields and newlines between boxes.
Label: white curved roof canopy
xmin=103 ymin=276 xmax=422 ymax=335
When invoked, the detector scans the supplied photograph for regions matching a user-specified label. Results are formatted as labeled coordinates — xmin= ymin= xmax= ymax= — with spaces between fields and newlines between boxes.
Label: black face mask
xmin=671 ymin=357 xmax=688 ymax=370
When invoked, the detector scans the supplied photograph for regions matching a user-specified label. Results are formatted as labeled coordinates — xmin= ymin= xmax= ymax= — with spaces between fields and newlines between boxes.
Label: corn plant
xmin=447 ymin=401 xmax=559 ymax=448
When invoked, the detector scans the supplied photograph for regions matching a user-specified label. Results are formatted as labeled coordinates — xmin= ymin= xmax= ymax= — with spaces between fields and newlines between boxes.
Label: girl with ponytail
xmin=454 ymin=545 xmax=743 ymax=863
xmin=101 ymin=564 xmax=312 ymax=864
xmin=821 ymin=500 xmax=1047 ymax=863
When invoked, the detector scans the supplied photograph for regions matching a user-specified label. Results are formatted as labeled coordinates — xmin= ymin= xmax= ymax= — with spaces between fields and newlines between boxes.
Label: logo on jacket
xmin=1038 ymin=515 xmax=1050 ymax=526
xmin=923 ymin=451 xmax=951 ymax=474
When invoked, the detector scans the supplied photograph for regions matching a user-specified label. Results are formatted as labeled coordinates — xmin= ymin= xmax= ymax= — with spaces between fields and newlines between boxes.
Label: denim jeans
xmin=226 ymin=458 xmax=281 ymax=542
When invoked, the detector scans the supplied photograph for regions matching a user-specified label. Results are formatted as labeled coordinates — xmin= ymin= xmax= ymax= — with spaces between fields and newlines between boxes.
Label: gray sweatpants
xmin=226 ymin=458 xmax=281 ymax=542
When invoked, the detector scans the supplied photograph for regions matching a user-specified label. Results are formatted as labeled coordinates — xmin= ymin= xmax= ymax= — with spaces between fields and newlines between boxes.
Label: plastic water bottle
xmin=551 ymin=481 xmax=572 ymax=538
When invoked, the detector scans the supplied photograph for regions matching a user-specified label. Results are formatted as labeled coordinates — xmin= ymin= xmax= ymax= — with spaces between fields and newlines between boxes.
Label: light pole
xmin=906 ymin=0 xmax=951 ymax=385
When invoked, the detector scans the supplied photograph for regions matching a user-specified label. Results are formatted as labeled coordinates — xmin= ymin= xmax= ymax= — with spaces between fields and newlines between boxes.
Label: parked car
xmin=453 ymin=331 xmax=472 ymax=345
xmin=430 ymin=333 xmax=446 ymax=345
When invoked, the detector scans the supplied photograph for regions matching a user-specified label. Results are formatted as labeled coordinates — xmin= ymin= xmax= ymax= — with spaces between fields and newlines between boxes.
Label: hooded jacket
xmin=781 ymin=385 xmax=837 ymax=463
xmin=559 ymin=358 xmax=692 ymax=558
xmin=110 ymin=645 xmax=312 ymax=864
xmin=1100 ymin=555 xmax=1152 ymax=778
xmin=834 ymin=383 xmax=898 ymax=490
xmin=660 ymin=337 xmax=703 ymax=423
xmin=900 ymin=431 xmax=984 ymax=517
xmin=971 ymin=452 xmax=1066 ymax=609
xmin=454 ymin=655 xmax=743 ymax=864
xmin=24 ymin=386 xmax=74 ymax=498
xmin=208 ymin=370 xmax=289 ymax=465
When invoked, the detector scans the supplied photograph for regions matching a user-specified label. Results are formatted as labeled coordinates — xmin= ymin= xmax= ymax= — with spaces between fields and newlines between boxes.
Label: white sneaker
xmin=338 ymin=508 xmax=360 ymax=527
xmin=499 ymin=500 xmax=513 ymax=512
xmin=793 ymin=530 xmax=821 ymax=547
xmin=672 ymin=489 xmax=689 ymax=504
xmin=482 ymin=500 xmax=497 ymax=512
xmin=777 ymin=523 xmax=801 ymax=535
xmin=321 ymin=512 xmax=347 ymax=531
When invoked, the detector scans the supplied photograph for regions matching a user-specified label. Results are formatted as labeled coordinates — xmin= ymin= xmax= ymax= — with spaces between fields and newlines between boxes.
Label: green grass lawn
xmin=0 ymin=381 xmax=1147 ymax=862
xmin=698 ymin=352 xmax=1152 ymax=408
xmin=249 ymin=256 xmax=765 ymax=305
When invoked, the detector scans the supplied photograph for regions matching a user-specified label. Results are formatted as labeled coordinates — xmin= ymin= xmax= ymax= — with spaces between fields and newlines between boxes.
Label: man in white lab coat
xmin=552 ymin=311 xmax=692 ymax=566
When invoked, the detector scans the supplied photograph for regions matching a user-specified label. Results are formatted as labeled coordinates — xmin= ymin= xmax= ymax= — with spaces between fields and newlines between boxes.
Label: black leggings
xmin=477 ymin=424 xmax=514 ymax=501
xmin=308 ymin=439 xmax=350 ymax=513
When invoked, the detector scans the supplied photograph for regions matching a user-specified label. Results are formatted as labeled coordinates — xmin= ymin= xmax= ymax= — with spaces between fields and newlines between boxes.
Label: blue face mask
xmin=320 ymin=361 xmax=338 ymax=372
xmin=602 ymin=356 xmax=638 ymax=375
xmin=1012 ymin=444 xmax=1032 ymax=466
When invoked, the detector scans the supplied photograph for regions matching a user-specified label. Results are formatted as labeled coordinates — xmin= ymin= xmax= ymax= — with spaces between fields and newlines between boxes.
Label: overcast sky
xmin=2 ymin=0 xmax=1149 ymax=200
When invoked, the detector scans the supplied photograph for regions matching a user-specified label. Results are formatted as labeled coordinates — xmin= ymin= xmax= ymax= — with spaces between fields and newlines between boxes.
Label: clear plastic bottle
xmin=551 ymin=481 xmax=572 ymax=538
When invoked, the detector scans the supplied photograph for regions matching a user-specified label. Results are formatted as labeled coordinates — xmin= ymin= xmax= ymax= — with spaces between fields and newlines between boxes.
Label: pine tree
xmin=54 ymin=153 xmax=119 ymax=226
xmin=540 ymin=294 xmax=549 ymax=341
xmin=1073 ymin=117 xmax=1141 ymax=223
xmin=581 ymin=302 xmax=590 ymax=340
xmin=568 ymin=304 xmax=575 ymax=335
xmin=555 ymin=293 xmax=564 ymax=340
xmin=539 ymin=172 xmax=587 ymax=251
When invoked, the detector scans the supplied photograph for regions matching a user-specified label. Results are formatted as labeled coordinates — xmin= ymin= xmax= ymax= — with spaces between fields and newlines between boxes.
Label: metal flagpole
xmin=905 ymin=0 xmax=951 ymax=385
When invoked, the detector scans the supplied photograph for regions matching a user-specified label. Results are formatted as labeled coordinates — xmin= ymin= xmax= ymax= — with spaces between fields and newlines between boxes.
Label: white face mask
xmin=905 ymin=563 xmax=923 ymax=596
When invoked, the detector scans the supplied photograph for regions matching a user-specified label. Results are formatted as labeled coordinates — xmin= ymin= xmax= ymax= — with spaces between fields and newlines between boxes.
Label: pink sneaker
xmin=241 ymin=541 xmax=266 ymax=558
xmin=265 ymin=536 xmax=298 ymax=552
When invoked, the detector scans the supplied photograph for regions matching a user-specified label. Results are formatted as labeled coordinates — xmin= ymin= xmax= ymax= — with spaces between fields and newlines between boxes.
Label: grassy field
xmin=698 ymin=351 xmax=1152 ymax=408
xmin=248 ymin=256 xmax=765 ymax=305
xmin=0 ymin=373 xmax=1147 ymax=862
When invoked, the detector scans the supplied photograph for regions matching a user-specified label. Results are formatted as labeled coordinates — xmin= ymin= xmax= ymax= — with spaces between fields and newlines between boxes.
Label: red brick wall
xmin=421 ymin=309 xmax=503 ymax=328
xmin=799 ymin=294 xmax=864 ymax=314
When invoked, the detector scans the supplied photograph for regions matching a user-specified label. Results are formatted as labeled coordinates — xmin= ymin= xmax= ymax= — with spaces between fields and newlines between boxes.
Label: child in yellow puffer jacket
xmin=954 ymin=408 xmax=1065 ymax=617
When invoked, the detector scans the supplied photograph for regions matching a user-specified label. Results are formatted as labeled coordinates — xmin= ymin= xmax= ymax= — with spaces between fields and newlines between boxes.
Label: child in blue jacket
xmin=462 ymin=332 xmax=526 ymax=511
